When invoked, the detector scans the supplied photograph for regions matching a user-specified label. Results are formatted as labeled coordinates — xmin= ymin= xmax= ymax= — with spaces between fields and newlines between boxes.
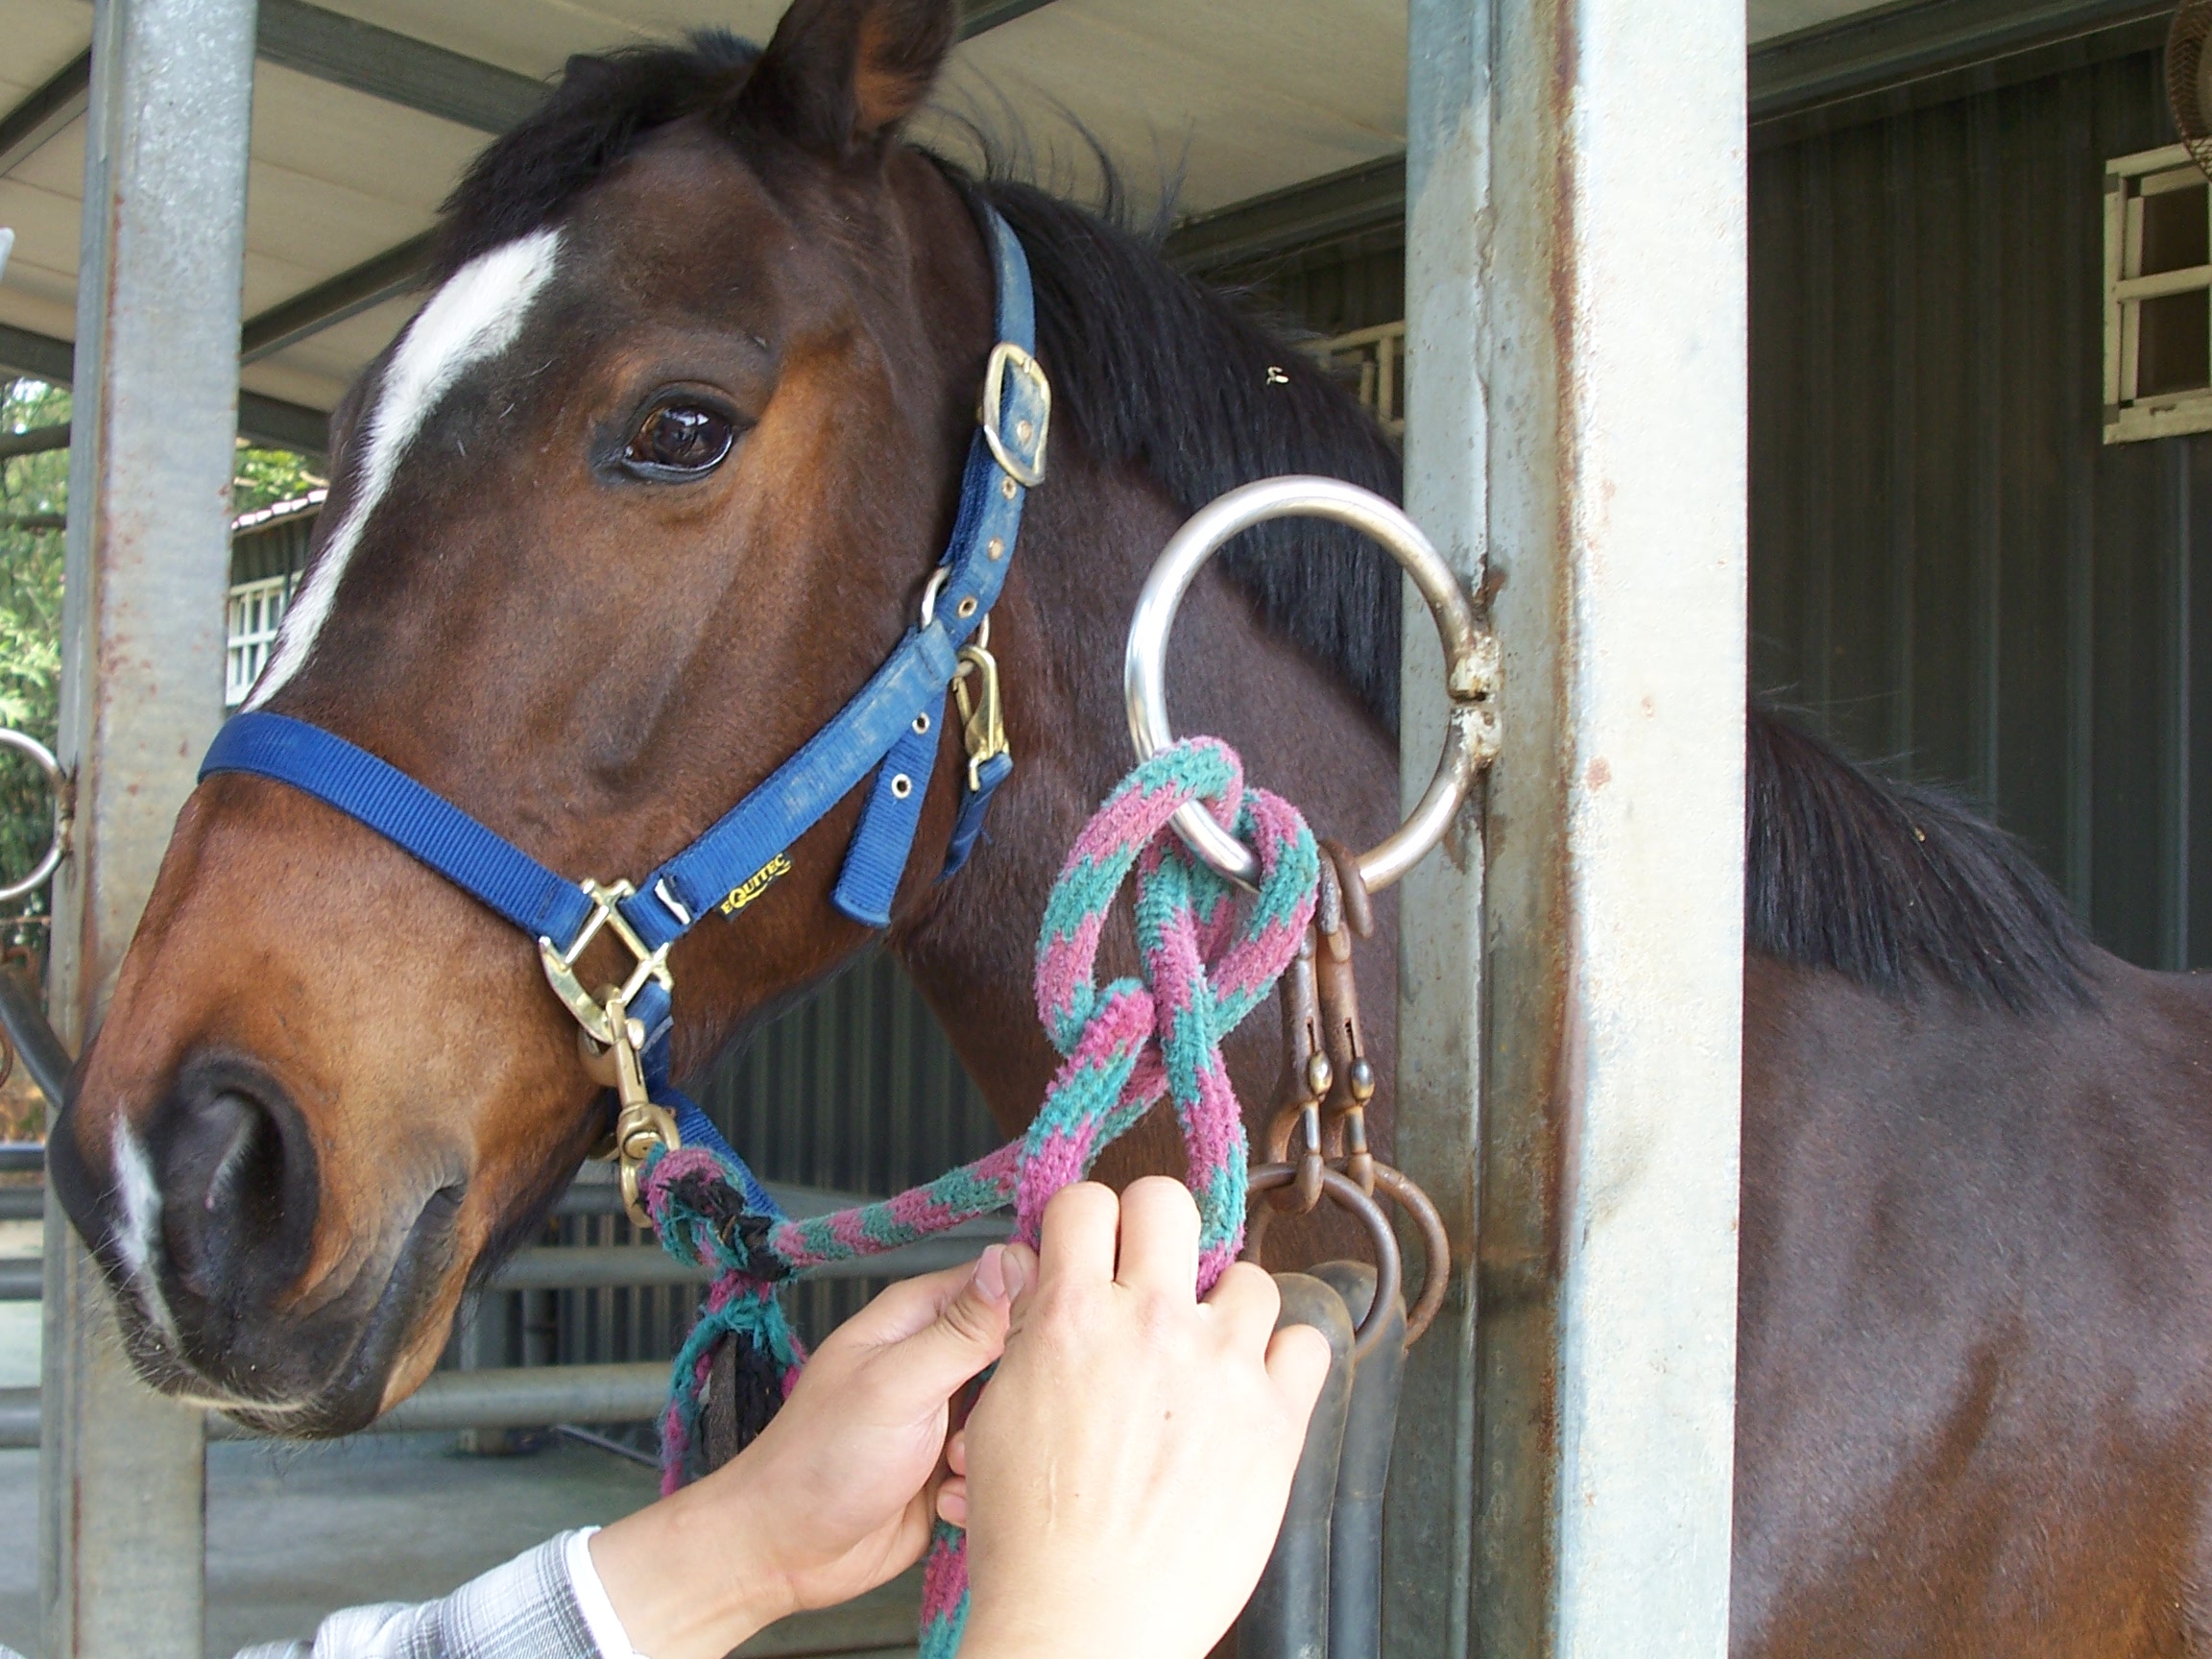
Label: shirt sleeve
xmin=227 ymin=1528 xmax=637 ymax=1659
xmin=565 ymin=1527 xmax=647 ymax=1659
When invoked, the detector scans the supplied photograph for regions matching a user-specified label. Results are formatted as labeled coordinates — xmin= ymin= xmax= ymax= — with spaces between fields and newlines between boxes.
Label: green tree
xmin=0 ymin=378 xmax=70 ymax=989
xmin=233 ymin=440 xmax=327 ymax=515
xmin=0 ymin=375 xmax=324 ymax=988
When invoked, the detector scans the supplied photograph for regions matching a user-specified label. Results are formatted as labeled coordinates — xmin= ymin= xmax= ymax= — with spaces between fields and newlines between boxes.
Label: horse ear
xmin=737 ymin=0 xmax=956 ymax=154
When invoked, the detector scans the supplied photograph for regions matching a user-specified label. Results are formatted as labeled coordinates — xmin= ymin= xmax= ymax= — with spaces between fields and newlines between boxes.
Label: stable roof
xmin=0 ymin=0 xmax=2109 ymax=451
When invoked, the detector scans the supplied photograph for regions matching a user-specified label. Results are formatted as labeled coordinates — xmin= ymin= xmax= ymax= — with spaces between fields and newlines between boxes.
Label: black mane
xmin=427 ymin=34 xmax=2090 ymax=1013
xmin=968 ymin=179 xmax=1404 ymax=724
xmin=1747 ymin=711 xmax=2088 ymax=1009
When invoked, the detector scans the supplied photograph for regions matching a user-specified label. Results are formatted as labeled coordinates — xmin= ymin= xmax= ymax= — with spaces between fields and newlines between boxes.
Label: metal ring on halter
xmin=1124 ymin=476 xmax=1494 ymax=893
xmin=1246 ymin=1162 xmax=1402 ymax=1364
xmin=0 ymin=730 xmax=67 ymax=903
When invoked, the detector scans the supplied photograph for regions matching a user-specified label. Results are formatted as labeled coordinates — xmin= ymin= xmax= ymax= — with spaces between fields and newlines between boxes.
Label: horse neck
xmin=889 ymin=441 xmax=1406 ymax=1155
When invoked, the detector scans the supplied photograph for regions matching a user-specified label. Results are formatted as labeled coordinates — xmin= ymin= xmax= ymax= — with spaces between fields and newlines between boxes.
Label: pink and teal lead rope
xmin=637 ymin=736 xmax=1319 ymax=1656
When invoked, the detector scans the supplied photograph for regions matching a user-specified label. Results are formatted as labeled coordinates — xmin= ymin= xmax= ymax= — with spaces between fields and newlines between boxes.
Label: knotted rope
xmin=637 ymin=735 xmax=1318 ymax=1656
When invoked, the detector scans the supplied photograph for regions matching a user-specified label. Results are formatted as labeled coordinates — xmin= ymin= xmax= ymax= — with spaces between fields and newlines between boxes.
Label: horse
xmin=45 ymin=0 xmax=2212 ymax=1651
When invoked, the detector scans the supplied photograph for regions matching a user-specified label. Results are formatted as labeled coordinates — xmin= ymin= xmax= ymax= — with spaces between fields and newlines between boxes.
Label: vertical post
xmin=1388 ymin=0 xmax=1746 ymax=1655
xmin=1383 ymin=1 xmax=1491 ymax=1650
xmin=40 ymin=1 xmax=257 ymax=1653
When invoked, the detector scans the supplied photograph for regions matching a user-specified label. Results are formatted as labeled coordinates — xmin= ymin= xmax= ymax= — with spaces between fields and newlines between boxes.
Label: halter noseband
xmin=199 ymin=204 xmax=1048 ymax=1220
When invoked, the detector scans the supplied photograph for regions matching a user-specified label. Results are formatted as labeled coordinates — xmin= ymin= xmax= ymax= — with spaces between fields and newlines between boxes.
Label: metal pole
xmin=1387 ymin=0 xmax=1746 ymax=1654
xmin=40 ymin=1 xmax=258 ymax=1653
xmin=1382 ymin=3 xmax=1491 ymax=1648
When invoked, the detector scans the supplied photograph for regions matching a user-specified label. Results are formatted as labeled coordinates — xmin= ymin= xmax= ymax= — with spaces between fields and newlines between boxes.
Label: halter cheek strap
xmin=198 ymin=204 xmax=1047 ymax=1209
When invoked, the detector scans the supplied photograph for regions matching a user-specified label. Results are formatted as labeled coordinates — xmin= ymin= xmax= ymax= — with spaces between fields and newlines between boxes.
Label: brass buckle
xmin=979 ymin=341 xmax=1049 ymax=488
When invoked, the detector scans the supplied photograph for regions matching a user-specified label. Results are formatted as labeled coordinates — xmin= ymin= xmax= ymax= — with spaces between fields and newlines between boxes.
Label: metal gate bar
xmin=1386 ymin=1 xmax=1746 ymax=1653
xmin=39 ymin=1 xmax=260 ymax=1653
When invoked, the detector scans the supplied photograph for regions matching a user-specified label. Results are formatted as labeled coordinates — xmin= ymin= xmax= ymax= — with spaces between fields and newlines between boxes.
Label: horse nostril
xmin=201 ymin=1092 xmax=280 ymax=1213
xmin=153 ymin=1066 xmax=316 ymax=1298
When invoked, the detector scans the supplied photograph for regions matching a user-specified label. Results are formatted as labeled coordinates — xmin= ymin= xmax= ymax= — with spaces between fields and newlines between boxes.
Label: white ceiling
xmin=0 ymin=0 xmax=1901 ymax=418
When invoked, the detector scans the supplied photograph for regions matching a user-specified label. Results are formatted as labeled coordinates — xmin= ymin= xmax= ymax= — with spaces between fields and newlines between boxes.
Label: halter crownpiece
xmin=200 ymin=201 xmax=1046 ymax=1222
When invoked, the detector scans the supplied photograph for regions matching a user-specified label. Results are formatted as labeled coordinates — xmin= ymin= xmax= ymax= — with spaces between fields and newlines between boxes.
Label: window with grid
xmin=2105 ymin=144 xmax=2212 ymax=443
xmin=225 ymin=575 xmax=293 ymax=708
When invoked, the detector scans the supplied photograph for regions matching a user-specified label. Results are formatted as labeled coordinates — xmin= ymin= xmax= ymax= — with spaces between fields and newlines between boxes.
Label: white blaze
xmin=248 ymin=228 xmax=564 ymax=707
xmin=111 ymin=1120 xmax=178 ymax=1343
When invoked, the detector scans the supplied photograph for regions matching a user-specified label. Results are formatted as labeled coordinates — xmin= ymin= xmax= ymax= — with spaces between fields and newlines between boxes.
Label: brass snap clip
xmin=601 ymin=989 xmax=681 ymax=1228
xmin=1248 ymin=845 xmax=1452 ymax=1354
xmin=951 ymin=616 xmax=1010 ymax=791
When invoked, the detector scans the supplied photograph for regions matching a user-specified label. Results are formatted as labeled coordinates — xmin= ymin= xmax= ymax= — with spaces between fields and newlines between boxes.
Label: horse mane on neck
xmin=959 ymin=176 xmax=1405 ymax=726
xmin=421 ymin=32 xmax=2090 ymax=1013
xmin=1747 ymin=709 xmax=2089 ymax=1010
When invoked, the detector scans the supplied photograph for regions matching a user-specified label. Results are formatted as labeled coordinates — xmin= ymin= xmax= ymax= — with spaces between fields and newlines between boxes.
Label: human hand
xmin=948 ymin=1178 xmax=1333 ymax=1659
xmin=590 ymin=1248 xmax=1014 ymax=1659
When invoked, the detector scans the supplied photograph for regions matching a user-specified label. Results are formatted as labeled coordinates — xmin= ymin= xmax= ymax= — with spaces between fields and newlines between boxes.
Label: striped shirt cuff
xmin=565 ymin=1527 xmax=647 ymax=1659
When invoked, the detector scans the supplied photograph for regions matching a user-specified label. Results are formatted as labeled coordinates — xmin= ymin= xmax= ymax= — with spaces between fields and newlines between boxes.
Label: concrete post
xmin=40 ymin=0 xmax=258 ymax=1651
xmin=1387 ymin=1 xmax=1746 ymax=1654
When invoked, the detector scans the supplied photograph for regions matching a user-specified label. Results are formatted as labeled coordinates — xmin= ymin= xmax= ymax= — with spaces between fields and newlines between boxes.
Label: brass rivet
xmin=956 ymin=596 xmax=978 ymax=618
xmin=1000 ymin=475 xmax=1017 ymax=500
xmin=912 ymin=712 xmax=931 ymax=734
xmin=1016 ymin=418 xmax=1034 ymax=445
xmin=987 ymin=537 xmax=1005 ymax=560
xmin=891 ymin=774 xmax=914 ymax=799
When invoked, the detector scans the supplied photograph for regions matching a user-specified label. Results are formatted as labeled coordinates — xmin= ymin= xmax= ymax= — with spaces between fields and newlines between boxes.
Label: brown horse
xmin=44 ymin=1 xmax=2212 ymax=1651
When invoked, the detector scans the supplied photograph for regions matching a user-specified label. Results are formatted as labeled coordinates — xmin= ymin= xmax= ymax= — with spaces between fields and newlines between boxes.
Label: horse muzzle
xmin=49 ymin=1058 xmax=468 ymax=1436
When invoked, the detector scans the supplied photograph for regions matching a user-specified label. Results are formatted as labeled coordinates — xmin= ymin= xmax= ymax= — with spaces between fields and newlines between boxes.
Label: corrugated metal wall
xmin=1231 ymin=36 xmax=2211 ymax=973
xmin=1252 ymin=238 xmax=1406 ymax=336
xmin=1751 ymin=46 xmax=2212 ymax=970
xmin=228 ymin=510 xmax=312 ymax=586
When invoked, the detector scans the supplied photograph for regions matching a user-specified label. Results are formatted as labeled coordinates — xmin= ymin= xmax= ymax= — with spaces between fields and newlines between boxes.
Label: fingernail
xmin=974 ymin=1243 xmax=1008 ymax=1304
xmin=998 ymin=1244 xmax=1029 ymax=1302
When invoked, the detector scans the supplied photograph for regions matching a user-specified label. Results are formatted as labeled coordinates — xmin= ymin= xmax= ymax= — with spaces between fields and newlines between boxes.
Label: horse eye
xmin=625 ymin=404 xmax=734 ymax=475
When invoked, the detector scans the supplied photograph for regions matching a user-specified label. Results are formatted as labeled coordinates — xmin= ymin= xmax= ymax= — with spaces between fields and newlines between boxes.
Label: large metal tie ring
xmin=0 ymin=730 xmax=68 ymax=902
xmin=1123 ymin=475 xmax=1496 ymax=890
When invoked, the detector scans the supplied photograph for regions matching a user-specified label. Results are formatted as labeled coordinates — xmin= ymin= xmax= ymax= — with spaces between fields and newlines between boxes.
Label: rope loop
xmin=641 ymin=736 xmax=1321 ymax=1652
xmin=1025 ymin=735 xmax=1316 ymax=1282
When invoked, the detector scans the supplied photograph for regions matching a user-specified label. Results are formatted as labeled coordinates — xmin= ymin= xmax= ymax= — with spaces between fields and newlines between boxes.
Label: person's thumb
xmin=882 ymin=1243 xmax=1021 ymax=1396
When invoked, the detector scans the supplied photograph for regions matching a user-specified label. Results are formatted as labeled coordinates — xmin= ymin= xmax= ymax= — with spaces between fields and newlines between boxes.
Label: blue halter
xmin=198 ymin=204 xmax=1047 ymax=1215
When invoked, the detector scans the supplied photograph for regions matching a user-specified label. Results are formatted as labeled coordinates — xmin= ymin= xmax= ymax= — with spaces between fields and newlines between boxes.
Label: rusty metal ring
xmin=1369 ymin=1161 xmax=1451 ymax=1348
xmin=1124 ymin=476 xmax=1492 ymax=893
xmin=1245 ymin=1162 xmax=1402 ymax=1364
xmin=0 ymin=730 xmax=67 ymax=903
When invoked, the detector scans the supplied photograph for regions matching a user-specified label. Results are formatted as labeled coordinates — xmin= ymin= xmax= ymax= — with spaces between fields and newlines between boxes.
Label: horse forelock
xmin=251 ymin=229 xmax=565 ymax=707
xmin=429 ymin=31 xmax=762 ymax=284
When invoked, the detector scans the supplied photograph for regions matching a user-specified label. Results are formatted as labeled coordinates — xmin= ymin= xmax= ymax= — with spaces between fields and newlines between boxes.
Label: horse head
xmin=51 ymin=0 xmax=1024 ymax=1433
